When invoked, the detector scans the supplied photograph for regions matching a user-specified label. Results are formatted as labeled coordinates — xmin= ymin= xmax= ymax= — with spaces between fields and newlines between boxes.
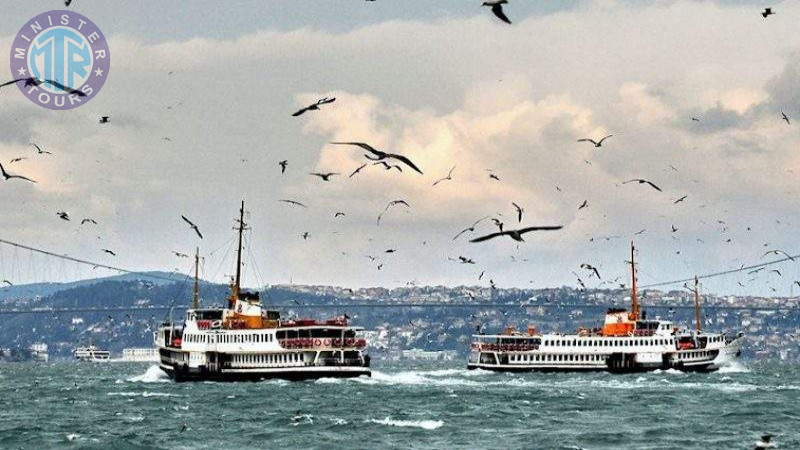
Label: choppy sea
xmin=0 ymin=360 xmax=796 ymax=449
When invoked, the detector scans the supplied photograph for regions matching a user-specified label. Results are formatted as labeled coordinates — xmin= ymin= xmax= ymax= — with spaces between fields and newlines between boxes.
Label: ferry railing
xmin=279 ymin=338 xmax=367 ymax=349
xmin=470 ymin=343 xmax=540 ymax=352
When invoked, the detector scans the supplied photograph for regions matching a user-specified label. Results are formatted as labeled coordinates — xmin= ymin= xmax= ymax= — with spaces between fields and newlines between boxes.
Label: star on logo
xmin=17 ymin=67 xmax=27 ymax=76
xmin=94 ymin=68 xmax=104 ymax=77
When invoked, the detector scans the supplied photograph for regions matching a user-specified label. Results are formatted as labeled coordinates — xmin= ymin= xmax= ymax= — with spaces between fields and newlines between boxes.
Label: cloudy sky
xmin=2 ymin=0 xmax=800 ymax=296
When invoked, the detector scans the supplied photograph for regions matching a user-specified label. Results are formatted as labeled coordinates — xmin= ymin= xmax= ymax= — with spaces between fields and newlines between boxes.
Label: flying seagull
xmin=0 ymin=162 xmax=36 ymax=183
xmin=673 ymin=195 xmax=688 ymax=204
xmin=56 ymin=211 xmax=70 ymax=221
xmin=309 ymin=172 xmax=339 ymax=181
xmin=373 ymin=161 xmax=403 ymax=172
xmin=330 ymin=142 xmax=423 ymax=174
xmin=577 ymin=135 xmax=613 ymax=147
xmin=453 ymin=216 xmax=490 ymax=240
xmin=761 ymin=8 xmax=774 ymax=18
xmin=489 ymin=173 xmax=500 ymax=181
xmin=172 ymin=251 xmax=189 ymax=258
xmin=279 ymin=199 xmax=308 ymax=208
xmin=511 ymin=202 xmax=524 ymax=223
xmin=578 ymin=200 xmax=588 ymax=210
xmin=580 ymin=263 xmax=602 ymax=280
xmin=781 ymin=111 xmax=790 ymax=125
xmin=762 ymin=249 xmax=795 ymax=261
xmin=482 ymin=1 xmax=512 ymax=24
xmin=334 ymin=212 xmax=346 ymax=218
xmin=349 ymin=163 xmax=367 ymax=178
xmin=31 ymin=143 xmax=51 ymax=155
xmin=622 ymin=179 xmax=662 ymax=192
xmin=432 ymin=166 xmax=456 ymax=186
xmin=9 ymin=157 xmax=27 ymax=164
xmin=292 ymin=97 xmax=335 ymax=117
xmin=278 ymin=160 xmax=288 ymax=174
xmin=181 ymin=215 xmax=203 ymax=239
xmin=377 ymin=200 xmax=410 ymax=226
xmin=81 ymin=218 xmax=98 ymax=225
xmin=470 ymin=225 xmax=563 ymax=243
xmin=101 ymin=249 xmax=116 ymax=256
xmin=98 ymin=116 xmax=110 ymax=124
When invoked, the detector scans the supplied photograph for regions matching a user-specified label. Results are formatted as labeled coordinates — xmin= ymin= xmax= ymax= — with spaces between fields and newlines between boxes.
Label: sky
xmin=2 ymin=0 xmax=800 ymax=296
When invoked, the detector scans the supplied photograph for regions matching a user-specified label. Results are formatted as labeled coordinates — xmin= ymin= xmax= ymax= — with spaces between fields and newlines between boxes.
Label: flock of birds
xmin=0 ymin=1 xmax=796 ymax=295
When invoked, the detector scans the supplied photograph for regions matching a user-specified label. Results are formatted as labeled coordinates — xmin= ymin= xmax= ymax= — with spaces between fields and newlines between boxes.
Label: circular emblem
xmin=9 ymin=10 xmax=110 ymax=110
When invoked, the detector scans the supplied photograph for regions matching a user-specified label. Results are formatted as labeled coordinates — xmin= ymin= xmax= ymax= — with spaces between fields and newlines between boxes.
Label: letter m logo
xmin=13 ymin=48 xmax=25 ymax=60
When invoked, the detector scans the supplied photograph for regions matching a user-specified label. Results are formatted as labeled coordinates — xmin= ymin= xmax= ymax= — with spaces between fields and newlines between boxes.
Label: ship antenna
xmin=230 ymin=200 xmax=246 ymax=308
xmin=192 ymin=246 xmax=200 ymax=310
xmin=693 ymin=275 xmax=702 ymax=333
xmin=630 ymin=241 xmax=639 ymax=321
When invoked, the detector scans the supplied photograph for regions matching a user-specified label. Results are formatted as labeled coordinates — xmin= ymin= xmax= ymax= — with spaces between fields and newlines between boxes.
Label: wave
xmin=369 ymin=417 xmax=443 ymax=430
xmin=107 ymin=391 xmax=180 ymax=397
xmin=127 ymin=365 xmax=170 ymax=383
xmin=716 ymin=361 xmax=750 ymax=374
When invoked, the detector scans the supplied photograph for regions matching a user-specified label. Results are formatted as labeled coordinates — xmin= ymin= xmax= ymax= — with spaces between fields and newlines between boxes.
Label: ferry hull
xmin=160 ymin=363 xmax=371 ymax=382
xmin=466 ymin=361 xmax=718 ymax=373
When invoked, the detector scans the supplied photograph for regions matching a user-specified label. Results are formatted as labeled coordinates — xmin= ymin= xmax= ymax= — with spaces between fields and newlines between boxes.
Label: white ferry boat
xmin=73 ymin=345 xmax=111 ymax=362
xmin=155 ymin=202 xmax=371 ymax=382
xmin=468 ymin=243 xmax=744 ymax=373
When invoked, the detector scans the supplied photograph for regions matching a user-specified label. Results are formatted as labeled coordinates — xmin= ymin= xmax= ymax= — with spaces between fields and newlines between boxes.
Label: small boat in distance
xmin=468 ymin=243 xmax=744 ymax=373
xmin=155 ymin=201 xmax=371 ymax=382
xmin=73 ymin=345 xmax=111 ymax=362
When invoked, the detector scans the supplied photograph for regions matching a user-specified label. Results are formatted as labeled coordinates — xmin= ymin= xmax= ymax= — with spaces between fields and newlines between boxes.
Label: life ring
xmin=332 ymin=339 xmax=341 ymax=347
xmin=323 ymin=339 xmax=331 ymax=346
xmin=314 ymin=339 xmax=322 ymax=347
xmin=345 ymin=338 xmax=354 ymax=346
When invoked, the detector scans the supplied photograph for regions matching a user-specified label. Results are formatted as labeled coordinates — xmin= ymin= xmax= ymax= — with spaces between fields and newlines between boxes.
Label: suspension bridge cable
xmin=639 ymin=252 xmax=800 ymax=289
xmin=0 ymin=238 xmax=184 ymax=284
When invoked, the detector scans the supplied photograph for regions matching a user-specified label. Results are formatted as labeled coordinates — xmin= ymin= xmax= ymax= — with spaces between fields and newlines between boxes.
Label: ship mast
xmin=630 ymin=241 xmax=639 ymax=321
xmin=229 ymin=200 xmax=245 ymax=308
xmin=693 ymin=275 xmax=702 ymax=333
xmin=192 ymin=246 xmax=200 ymax=310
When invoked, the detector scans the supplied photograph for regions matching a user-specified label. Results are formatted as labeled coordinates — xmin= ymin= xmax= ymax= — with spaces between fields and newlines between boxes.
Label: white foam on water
xmin=127 ymin=365 xmax=170 ymax=383
xmin=315 ymin=377 xmax=343 ymax=384
xmin=107 ymin=391 xmax=179 ymax=397
xmin=716 ymin=361 xmax=750 ymax=373
xmin=369 ymin=417 xmax=443 ymax=430
xmin=330 ymin=417 xmax=348 ymax=426
xmin=66 ymin=434 xmax=79 ymax=441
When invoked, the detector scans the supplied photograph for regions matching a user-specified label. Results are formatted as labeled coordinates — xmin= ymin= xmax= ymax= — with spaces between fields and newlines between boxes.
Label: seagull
xmin=334 ymin=212 xmax=346 ymax=218
xmin=31 ymin=143 xmax=51 ymax=155
xmin=691 ymin=117 xmax=701 ymax=122
xmin=580 ymin=263 xmax=602 ymax=280
xmin=769 ymin=269 xmax=782 ymax=277
xmin=98 ymin=116 xmax=110 ymax=124
xmin=2 ymin=280 xmax=12 ymax=286
xmin=432 ymin=166 xmax=456 ymax=186
xmin=577 ymin=135 xmax=613 ymax=147
xmin=278 ymin=160 xmax=288 ymax=173
xmin=349 ymin=163 xmax=367 ymax=178
xmin=9 ymin=157 xmax=27 ymax=164
xmin=80 ymin=218 xmax=98 ymax=225
xmin=309 ymin=172 xmax=339 ymax=181
xmin=511 ymin=202 xmax=524 ymax=223
xmin=452 ymin=216 xmax=490 ymax=240
xmin=373 ymin=161 xmax=403 ymax=172
xmin=56 ymin=212 xmax=70 ymax=221
xmin=330 ymin=142 xmax=423 ymax=174
xmin=761 ymin=8 xmax=774 ymax=18
xmin=292 ymin=97 xmax=335 ymax=117
xmin=279 ymin=199 xmax=308 ymax=208
xmin=377 ymin=200 xmax=410 ymax=226
xmin=482 ymin=0 xmax=512 ymax=24
xmin=622 ymin=179 xmax=662 ymax=191
xmin=470 ymin=225 xmax=563 ymax=243
xmin=172 ymin=251 xmax=189 ymax=258
xmin=301 ymin=232 xmax=310 ymax=240
xmin=673 ymin=195 xmax=688 ymax=204
xmin=671 ymin=225 xmax=678 ymax=233
xmin=489 ymin=173 xmax=500 ymax=181
xmin=762 ymin=249 xmax=795 ymax=261
xmin=578 ymin=200 xmax=588 ymax=210
xmin=491 ymin=218 xmax=504 ymax=232
xmin=181 ymin=215 xmax=203 ymax=239
xmin=781 ymin=111 xmax=790 ymax=125
xmin=0 ymin=162 xmax=36 ymax=183
xmin=102 ymin=249 xmax=116 ymax=256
